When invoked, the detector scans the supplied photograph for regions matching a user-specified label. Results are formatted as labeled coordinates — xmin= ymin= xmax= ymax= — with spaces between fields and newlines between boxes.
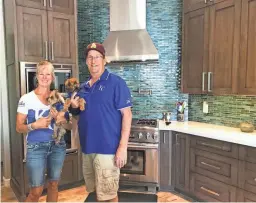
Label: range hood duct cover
xmin=103 ymin=0 xmax=159 ymax=62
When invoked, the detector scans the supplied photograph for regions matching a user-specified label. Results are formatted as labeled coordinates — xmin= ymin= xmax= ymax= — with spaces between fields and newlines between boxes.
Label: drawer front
xmin=237 ymin=189 xmax=256 ymax=202
xmin=239 ymin=146 xmax=256 ymax=163
xmin=191 ymin=136 xmax=238 ymax=158
xmin=190 ymin=173 xmax=237 ymax=202
xmin=239 ymin=161 xmax=256 ymax=194
xmin=190 ymin=148 xmax=238 ymax=186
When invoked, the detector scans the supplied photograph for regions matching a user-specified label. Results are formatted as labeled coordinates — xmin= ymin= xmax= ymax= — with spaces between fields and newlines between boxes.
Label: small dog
xmin=64 ymin=78 xmax=86 ymax=111
xmin=47 ymin=90 xmax=67 ymax=142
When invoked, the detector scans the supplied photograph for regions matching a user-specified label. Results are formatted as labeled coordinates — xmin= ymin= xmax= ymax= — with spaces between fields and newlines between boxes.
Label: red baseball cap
xmin=85 ymin=42 xmax=105 ymax=58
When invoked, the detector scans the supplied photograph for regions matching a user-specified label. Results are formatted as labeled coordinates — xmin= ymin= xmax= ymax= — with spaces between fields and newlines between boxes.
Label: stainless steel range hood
xmin=103 ymin=0 xmax=159 ymax=62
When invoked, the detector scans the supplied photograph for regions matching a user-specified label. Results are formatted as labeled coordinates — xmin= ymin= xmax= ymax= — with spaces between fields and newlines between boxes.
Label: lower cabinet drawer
xmin=190 ymin=173 xmax=237 ymax=202
xmin=191 ymin=136 xmax=238 ymax=158
xmin=190 ymin=148 xmax=238 ymax=186
xmin=237 ymin=189 xmax=256 ymax=202
xmin=238 ymin=161 xmax=256 ymax=194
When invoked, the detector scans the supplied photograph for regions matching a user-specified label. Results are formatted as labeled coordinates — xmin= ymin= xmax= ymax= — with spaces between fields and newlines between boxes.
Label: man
xmin=70 ymin=42 xmax=132 ymax=202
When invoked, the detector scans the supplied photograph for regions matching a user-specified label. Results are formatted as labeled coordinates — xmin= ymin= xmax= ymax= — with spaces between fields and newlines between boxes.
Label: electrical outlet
xmin=203 ymin=101 xmax=208 ymax=113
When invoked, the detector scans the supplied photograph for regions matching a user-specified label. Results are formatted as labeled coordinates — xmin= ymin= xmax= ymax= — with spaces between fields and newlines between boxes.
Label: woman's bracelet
xmin=27 ymin=123 xmax=34 ymax=131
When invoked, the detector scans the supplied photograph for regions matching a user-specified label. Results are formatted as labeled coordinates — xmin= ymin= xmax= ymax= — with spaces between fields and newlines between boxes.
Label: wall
xmin=189 ymin=95 xmax=256 ymax=128
xmin=77 ymin=0 xmax=188 ymax=119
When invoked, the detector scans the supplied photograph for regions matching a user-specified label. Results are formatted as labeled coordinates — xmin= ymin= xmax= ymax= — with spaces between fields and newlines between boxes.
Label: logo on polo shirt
xmin=126 ymin=99 xmax=131 ymax=104
xmin=18 ymin=101 xmax=25 ymax=107
xmin=99 ymin=85 xmax=105 ymax=91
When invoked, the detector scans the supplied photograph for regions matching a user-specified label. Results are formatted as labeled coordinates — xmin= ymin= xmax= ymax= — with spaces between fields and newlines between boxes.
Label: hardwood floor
xmin=1 ymin=184 xmax=191 ymax=202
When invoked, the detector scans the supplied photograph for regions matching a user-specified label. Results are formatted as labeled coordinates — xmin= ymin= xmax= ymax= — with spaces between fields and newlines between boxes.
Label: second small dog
xmin=47 ymin=90 xmax=67 ymax=142
xmin=64 ymin=78 xmax=86 ymax=111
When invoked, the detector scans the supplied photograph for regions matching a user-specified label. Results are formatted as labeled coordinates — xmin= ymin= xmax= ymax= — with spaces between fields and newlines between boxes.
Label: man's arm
xmin=119 ymin=107 xmax=132 ymax=148
xmin=115 ymin=107 xmax=132 ymax=168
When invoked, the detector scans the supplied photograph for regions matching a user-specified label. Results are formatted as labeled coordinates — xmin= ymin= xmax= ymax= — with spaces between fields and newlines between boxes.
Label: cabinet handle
xmin=176 ymin=134 xmax=180 ymax=145
xmin=209 ymin=0 xmax=213 ymax=2
xmin=51 ymin=41 xmax=54 ymax=61
xmin=49 ymin=0 xmax=53 ymax=8
xmin=200 ymin=142 xmax=221 ymax=149
xmin=43 ymin=0 xmax=47 ymax=7
xmin=202 ymin=72 xmax=206 ymax=91
xmin=45 ymin=41 xmax=48 ymax=60
xmin=201 ymin=161 xmax=220 ymax=170
xmin=163 ymin=132 xmax=166 ymax=143
xmin=200 ymin=186 xmax=220 ymax=196
xmin=208 ymin=72 xmax=212 ymax=92
xmin=204 ymin=0 xmax=207 ymax=3
xmin=254 ymin=178 xmax=256 ymax=182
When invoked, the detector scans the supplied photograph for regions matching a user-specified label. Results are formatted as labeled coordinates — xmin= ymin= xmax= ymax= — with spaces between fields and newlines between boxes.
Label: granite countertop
xmin=158 ymin=120 xmax=256 ymax=147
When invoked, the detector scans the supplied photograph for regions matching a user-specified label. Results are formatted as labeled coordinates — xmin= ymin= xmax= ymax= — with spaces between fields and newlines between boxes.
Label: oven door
xmin=120 ymin=142 xmax=159 ymax=184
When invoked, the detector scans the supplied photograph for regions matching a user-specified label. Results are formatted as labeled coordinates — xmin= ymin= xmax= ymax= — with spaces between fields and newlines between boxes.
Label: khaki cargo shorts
xmin=82 ymin=153 xmax=120 ymax=201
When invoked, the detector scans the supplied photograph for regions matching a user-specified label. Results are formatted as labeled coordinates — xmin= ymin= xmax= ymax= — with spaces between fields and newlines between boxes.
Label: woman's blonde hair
xmin=36 ymin=60 xmax=55 ymax=78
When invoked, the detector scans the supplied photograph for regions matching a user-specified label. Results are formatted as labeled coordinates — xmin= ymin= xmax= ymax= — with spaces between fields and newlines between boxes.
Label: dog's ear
xmin=57 ymin=92 xmax=65 ymax=104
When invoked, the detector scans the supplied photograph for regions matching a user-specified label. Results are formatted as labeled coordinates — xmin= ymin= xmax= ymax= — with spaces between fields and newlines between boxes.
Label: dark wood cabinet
xmin=238 ymin=0 xmax=256 ymax=95
xmin=174 ymin=132 xmax=190 ymax=193
xmin=59 ymin=152 xmax=79 ymax=185
xmin=190 ymin=136 xmax=239 ymax=158
xmin=190 ymin=173 xmax=237 ymax=202
xmin=237 ymin=189 xmax=256 ymax=202
xmin=239 ymin=145 xmax=256 ymax=163
xmin=238 ymin=161 xmax=256 ymax=195
xmin=47 ymin=11 xmax=76 ymax=63
xmin=16 ymin=2 xmax=76 ymax=63
xmin=16 ymin=0 xmax=74 ymax=14
xmin=182 ymin=0 xmax=242 ymax=95
xmin=190 ymin=148 xmax=238 ymax=186
xmin=47 ymin=0 xmax=74 ymax=14
xmin=184 ymin=0 xmax=209 ymax=13
xmin=16 ymin=0 xmax=47 ymax=10
xmin=16 ymin=6 xmax=48 ymax=62
xmin=159 ymin=131 xmax=173 ymax=191
xmin=208 ymin=0 xmax=241 ymax=95
xmin=182 ymin=8 xmax=209 ymax=94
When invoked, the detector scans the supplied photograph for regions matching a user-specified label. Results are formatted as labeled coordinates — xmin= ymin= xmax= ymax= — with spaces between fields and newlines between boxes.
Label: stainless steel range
xmin=120 ymin=119 xmax=159 ymax=192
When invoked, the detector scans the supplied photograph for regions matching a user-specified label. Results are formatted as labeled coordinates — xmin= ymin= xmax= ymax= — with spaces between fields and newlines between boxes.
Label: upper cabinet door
xmin=208 ymin=0 xmax=241 ymax=95
xmin=47 ymin=12 xmax=76 ymax=64
xmin=16 ymin=0 xmax=47 ymax=10
xmin=182 ymin=8 xmax=210 ymax=94
xmin=47 ymin=0 xmax=74 ymax=14
xmin=184 ymin=0 xmax=209 ymax=13
xmin=16 ymin=6 xmax=48 ymax=62
xmin=238 ymin=0 xmax=256 ymax=95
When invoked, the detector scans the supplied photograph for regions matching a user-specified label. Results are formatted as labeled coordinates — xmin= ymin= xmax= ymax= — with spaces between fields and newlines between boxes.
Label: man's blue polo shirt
xmin=78 ymin=69 xmax=132 ymax=154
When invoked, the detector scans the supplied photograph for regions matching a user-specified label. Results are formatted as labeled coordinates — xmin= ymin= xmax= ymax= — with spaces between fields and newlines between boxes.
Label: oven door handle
xmin=128 ymin=142 xmax=158 ymax=149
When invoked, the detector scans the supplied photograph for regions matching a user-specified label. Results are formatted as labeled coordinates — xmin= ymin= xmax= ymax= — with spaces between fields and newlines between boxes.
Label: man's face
xmin=86 ymin=50 xmax=106 ymax=75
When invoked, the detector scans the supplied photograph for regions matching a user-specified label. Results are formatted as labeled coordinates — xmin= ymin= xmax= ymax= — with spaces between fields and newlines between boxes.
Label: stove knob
xmin=146 ymin=133 xmax=151 ymax=139
xmin=153 ymin=133 xmax=158 ymax=140
xmin=138 ymin=133 xmax=143 ymax=139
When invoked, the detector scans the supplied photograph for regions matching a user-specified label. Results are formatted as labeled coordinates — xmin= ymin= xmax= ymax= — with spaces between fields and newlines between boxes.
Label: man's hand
xmin=115 ymin=146 xmax=127 ymax=168
xmin=56 ymin=112 xmax=67 ymax=125
xmin=70 ymin=92 xmax=80 ymax=108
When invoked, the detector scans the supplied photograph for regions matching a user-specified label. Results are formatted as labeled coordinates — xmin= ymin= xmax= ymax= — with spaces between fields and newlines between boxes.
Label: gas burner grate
xmin=136 ymin=119 xmax=157 ymax=127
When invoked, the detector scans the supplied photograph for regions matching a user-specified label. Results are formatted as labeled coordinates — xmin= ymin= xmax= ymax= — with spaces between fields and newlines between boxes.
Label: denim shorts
xmin=26 ymin=140 xmax=66 ymax=187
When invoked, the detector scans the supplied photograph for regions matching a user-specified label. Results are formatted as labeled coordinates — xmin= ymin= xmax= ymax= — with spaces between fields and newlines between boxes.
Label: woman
xmin=16 ymin=60 xmax=66 ymax=202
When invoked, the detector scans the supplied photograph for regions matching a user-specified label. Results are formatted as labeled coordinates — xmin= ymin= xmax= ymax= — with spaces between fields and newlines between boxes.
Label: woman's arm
xmin=16 ymin=113 xmax=51 ymax=133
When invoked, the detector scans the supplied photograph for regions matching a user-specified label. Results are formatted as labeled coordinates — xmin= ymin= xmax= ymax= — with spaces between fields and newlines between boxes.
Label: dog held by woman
xmin=47 ymin=90 xmax=69 ymax=142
